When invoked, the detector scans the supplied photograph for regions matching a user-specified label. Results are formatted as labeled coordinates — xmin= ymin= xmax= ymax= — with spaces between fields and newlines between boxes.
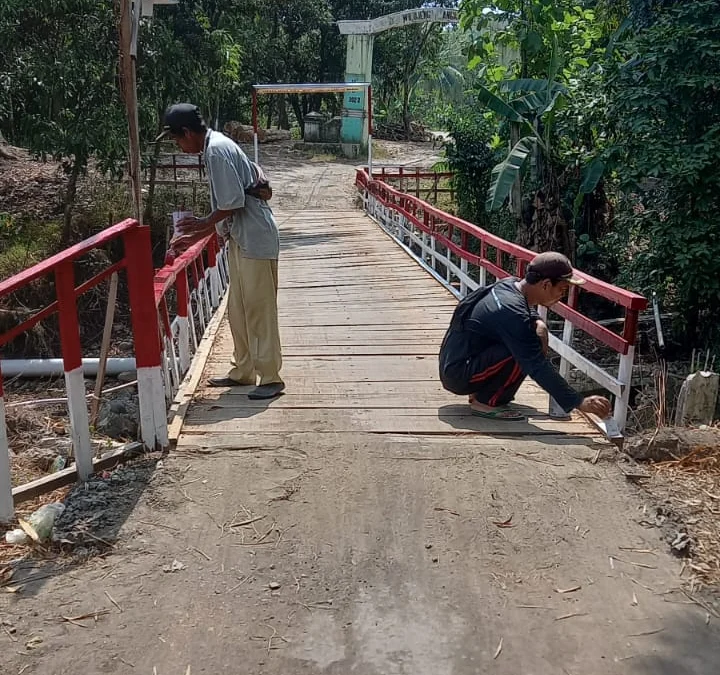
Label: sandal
xmin=470 ymin=406 xmax=525 ymax=421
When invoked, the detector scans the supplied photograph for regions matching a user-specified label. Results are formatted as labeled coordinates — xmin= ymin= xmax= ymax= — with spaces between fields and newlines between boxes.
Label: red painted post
xmin=55 ymin=260 xmax=93 ymax=479
xmin=123 ymin=224 xmax=167 ymax=449
xmin=623 ymin=309 xmax=639 ymax=347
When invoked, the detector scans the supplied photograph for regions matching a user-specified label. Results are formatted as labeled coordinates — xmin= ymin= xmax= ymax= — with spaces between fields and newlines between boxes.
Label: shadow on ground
xmin=4 ymin=454 xmax=162 ymax=597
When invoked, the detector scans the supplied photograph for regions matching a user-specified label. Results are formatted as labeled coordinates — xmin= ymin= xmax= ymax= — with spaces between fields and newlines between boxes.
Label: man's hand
xmin=170 ymin=218 xmax=215 ymax=254
xmin=578 ymin=395 xmax=612 ymax=418
xmin=175 ymin=215 xmax=204 ymax=234
xmin=170 ymin=231 xmax=202 ymax=254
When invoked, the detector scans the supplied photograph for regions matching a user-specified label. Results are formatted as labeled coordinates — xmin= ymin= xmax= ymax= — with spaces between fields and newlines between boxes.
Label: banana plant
xmin=477 ymin=37 xmax=582 ymax=212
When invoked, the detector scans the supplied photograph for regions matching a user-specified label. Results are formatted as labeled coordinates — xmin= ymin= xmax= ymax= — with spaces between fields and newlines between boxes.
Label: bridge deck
xmin=181 ymin=210 xmax=596 ymax=441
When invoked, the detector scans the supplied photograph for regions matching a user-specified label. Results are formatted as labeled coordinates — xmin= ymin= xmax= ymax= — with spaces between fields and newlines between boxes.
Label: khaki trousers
xmin=226 ymin=240 xmax=283 ymax=385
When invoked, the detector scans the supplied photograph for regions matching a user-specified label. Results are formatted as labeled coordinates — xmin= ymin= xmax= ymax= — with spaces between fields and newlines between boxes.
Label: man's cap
xmin=155 ymin=103 xmax=204 ymax=142
xmin=526 ymin=252 xmax=585 ymax=285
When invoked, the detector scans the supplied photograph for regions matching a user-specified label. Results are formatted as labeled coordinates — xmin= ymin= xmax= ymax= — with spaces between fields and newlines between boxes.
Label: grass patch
xmin=0 ymin=219 xmax=63 ymax=280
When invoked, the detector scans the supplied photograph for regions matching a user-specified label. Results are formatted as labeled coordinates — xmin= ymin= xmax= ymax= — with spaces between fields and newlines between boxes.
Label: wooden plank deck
xmin=182 ymin=210 xmax=597 ymax=441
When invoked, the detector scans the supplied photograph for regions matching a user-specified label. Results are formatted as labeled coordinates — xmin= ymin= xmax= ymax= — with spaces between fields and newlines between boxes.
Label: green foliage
xmin=444 ymin=109 xmax=500 ymax=229
xmin=604 ymin=0 xmax=720 ymax=340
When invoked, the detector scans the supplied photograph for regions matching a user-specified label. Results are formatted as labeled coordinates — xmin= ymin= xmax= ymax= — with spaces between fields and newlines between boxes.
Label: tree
xmin=605 ymin=0 xmax=720 ymax=341
xmin=0 ymin=0 xmax=127 ymax=243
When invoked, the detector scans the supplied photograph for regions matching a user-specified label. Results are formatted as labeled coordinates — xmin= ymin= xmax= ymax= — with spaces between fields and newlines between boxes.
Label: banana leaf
xmin=486 ymin=137 xmax=536 ymax=212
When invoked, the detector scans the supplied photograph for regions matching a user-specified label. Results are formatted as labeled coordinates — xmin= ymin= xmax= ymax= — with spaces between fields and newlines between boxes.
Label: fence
xmin=0 ymin=222 xmax=228 ymax=520
xmin=374 ymin=166 xmax=455 ymax=203
xmin=356 ymin=167 xmax=648 ymax=430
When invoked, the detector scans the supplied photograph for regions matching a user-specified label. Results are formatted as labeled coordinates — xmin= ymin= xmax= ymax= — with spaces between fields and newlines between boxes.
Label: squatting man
xmin=439 ymin=252 xmax=612 ymax=421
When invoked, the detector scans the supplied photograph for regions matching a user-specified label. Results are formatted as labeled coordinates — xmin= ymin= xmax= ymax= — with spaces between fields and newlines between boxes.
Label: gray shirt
xmin=203 ymin=129 xmax=279 ymax=260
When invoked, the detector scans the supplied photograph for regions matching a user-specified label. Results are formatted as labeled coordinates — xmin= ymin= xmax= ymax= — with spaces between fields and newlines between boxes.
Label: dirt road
xmin=1 ymin=144 xmax=718 ymax=675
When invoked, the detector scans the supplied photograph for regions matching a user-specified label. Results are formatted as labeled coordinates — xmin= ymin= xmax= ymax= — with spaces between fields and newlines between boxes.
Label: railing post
xmin=176 ymin=268 xmax=191 ymax=374
xmin=479 ymin=241 xmax=487 ymax=287
xmin=124 ymin=225 xmax=168 ymax=450
xmin=54 ymin=261 xmax=94 ymax=479
xmin=0 ymin=368 xmax=13 ymax=522
xmin=559 ymin=285 xmax=578 ymax=379
xmin=207 ymin=238 xmax=220 ymax=309
xmin=615 ymin=309 xmax=639 ymax=430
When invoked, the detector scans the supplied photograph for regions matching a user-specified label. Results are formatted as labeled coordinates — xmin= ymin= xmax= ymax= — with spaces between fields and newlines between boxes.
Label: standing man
xmin=159 ymin=103 xmax=284 ymax=400
xmin=439 ymin=252 xmax=611 ymax=421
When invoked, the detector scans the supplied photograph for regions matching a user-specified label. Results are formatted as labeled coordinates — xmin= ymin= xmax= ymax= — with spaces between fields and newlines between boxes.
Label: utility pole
xmin=118 ymin=0 xmax=143 ymax=225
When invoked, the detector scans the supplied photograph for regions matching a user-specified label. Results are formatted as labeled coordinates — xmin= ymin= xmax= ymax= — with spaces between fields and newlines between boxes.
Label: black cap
xmin=526 ymin=252 xmax=585 ymax=285
xmin=155 ymin=103 xmax=205 ymax=141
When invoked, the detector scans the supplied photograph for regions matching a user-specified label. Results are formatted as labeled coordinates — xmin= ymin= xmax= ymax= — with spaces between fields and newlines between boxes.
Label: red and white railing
xmin=356 ymin=167 xmax=648 ymax=429
xmin=0 ymin=222 xmax=228 ymax=520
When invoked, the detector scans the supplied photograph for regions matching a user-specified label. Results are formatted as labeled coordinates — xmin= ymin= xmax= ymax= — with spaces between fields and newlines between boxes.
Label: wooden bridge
xmin=1 ymin=168 xmax=717 ymax=675
xmin=178 ymin=208 xmax=594 ymax=446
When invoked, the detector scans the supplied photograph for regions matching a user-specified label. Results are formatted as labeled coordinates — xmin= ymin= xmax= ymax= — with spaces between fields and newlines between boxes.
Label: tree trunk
xmin=143 ymin=132 xmax=162 ymax=224
xmin=509 ymin=123 xmax=522 ymax=217
xmin=402 ymin=85 xmax=412 ymax=141
xmin=62 ymin=160 xmax=82 ymax=244
xmin=289 ymin=95 xmax=304 ymax=136
xmin=265 ymin=97 xmax=274 ymax=129
xmin=278 ymin=97 xmax=289 ymax=130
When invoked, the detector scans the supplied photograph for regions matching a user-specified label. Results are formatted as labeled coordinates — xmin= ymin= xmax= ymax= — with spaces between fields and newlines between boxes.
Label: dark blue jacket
xmin=439 ymin=278 xmax=583 ymax=412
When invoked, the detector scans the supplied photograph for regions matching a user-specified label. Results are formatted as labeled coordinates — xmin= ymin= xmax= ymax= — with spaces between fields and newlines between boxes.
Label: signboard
xmin=338 ymin=7 xmax=459 ymax=35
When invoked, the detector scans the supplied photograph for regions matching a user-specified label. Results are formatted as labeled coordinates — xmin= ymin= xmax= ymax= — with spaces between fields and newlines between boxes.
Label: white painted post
xmin=0 ymin=396 xmax=14 ymax=522
xmin=559 ymin=318 xmax=575 ymax=379
xmin=124 ymin=225 xmax=168 ymax=451
xmin=430 ymin=236 xmax=437 ymax=272
xmin=209 ymin=265 xmax=221 ymax=309
xmin=615 ymin=347 xmax=635 ymax=431
xmin=446 ymin=247 xmax=452 ymax=284
xmin=460 ymin=259 xmax=468 ymax=297
xmin=65 ymin=368 xmax=93 ymax=479
xmin=55 ymin=260 xmax=94 ymax=480
xmin=165 ymin=334 xmax=180 ymax=395
xmin=137 ymin=366 xmax=169 ymax=448
xmin=177 ymin=315 xmax=191 ymax=373
xmin=253 ymin=132 xmax=259 ymax=164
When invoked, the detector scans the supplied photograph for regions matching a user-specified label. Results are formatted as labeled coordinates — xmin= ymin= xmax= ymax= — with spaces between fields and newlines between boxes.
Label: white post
xmin=460 ymin=259 xmax=468 ymax=297
xmin=209 ymin=265 xmax=220 ymax=309
xmin=479 ymin=266 xmax=487 ymax=287
xmin=177 ymin=314 xmax=191 ymax=374
xmin=446 ymin=247 xmax=452 ymax=284
xmin=137 ymin=366 xmax=169 ymax=449
xmin=165 ymin=335 xmax=180 ymax=394
xmin=65 ymin=367 xmax=93 ymax=480
xmin=559 ymin=319 xmax=574 ymax=379
xmin=253 ymin=132 xmax=259 ymax=164
xmin=0 ymin=398 xmax=14 ymax=522
xmin=614 ymin=347 xmax=635 ymax=431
